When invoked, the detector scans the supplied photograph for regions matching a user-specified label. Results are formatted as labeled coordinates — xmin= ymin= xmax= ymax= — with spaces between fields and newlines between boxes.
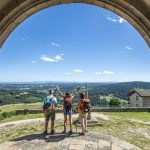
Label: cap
xmin=48 ymin=89 xmax=54 ymax=94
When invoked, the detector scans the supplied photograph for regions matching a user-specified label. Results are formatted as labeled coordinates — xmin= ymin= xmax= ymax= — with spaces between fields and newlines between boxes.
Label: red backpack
xmin=81 ymin=99 xmax=90 ymax=113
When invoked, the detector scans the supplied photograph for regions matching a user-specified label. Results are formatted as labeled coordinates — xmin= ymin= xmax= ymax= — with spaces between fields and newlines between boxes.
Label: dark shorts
xmin=45 ymin=110 xmax=55 ymax=122
xmin=63 ymin=108 xmax=72 ymax=116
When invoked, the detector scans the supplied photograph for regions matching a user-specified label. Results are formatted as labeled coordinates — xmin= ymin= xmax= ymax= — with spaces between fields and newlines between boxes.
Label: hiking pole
xmin=86 ymin=83 xmax=91 ymax=120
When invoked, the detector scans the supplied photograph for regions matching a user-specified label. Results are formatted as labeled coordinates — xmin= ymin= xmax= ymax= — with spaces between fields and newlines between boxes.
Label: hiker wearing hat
xmin=43 ymin=89 xmax=57 ymax=135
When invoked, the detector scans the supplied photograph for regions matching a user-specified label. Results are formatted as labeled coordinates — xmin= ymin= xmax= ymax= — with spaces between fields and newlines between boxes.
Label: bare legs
xmin=64 ymin=116 xmax=67 ymax=131
xmin=45 ymin=121 xmax=48 ymax=131
xmin=63 ymin=115 xmax=72 ymax=132
xmin=84 ymin=117 xmax=87 ymax=131
xmin=51 ymin=120 xmax=54 ymax=131
xmin=44 ymin=120 xmax=55 ymax=134
xmin=69 ymin=115 xmax=72 ymax=131
xmin=81 ymin=114 xmax=87 ymax=133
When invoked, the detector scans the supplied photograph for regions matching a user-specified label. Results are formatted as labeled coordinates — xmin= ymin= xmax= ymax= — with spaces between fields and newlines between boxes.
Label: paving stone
xmin=0 ymin=131 xmax=140 ymax=150
xmin=111 ymin=144 xmax=123 ymax=150
xmin=70 ymin=139 xmax=86 ymax=145
xmin=69 ymin=144 xmax=85 ymax=150
xmin=98 ymin=139 xmax=110 ymax=147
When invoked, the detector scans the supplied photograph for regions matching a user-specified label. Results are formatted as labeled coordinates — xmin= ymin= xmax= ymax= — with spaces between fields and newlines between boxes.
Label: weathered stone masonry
xmin=0 ymin=0 xmax=150 ymax=48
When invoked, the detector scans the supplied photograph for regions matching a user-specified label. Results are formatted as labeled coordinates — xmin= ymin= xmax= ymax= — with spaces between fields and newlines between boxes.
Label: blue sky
xmin=0 ymin=3 xmax=149 ymax=82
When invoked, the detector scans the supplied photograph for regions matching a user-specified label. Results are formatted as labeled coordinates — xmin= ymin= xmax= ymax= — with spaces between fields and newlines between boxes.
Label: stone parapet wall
xmin=0 ymin=107 xmax=149 ymax=121
xmin=91 ymin=107 xmax=150 ymax=112
xmin=14 ymin=107 xmax=150 ymax=114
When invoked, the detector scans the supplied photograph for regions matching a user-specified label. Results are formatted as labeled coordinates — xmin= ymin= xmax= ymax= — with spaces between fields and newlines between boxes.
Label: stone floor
xmin=0 ymin=131 xmax=140 ymax=150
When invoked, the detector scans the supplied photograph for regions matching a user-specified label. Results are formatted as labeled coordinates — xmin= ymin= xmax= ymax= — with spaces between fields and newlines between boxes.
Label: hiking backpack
xmin=82 ymin=99 xmax=90 ymax=112
xmin=43 ymin=97 xmax=54 ymax=110
xmin=64 ymin=97 xmax=72 ymax=110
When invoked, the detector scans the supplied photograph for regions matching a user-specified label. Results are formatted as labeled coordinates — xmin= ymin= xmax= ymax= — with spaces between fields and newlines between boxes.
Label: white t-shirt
xmin=47 ymin=94 xmax=57 ymax=105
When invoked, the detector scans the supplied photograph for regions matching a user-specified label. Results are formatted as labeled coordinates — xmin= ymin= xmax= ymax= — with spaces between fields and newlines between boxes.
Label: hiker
xmin=56 ymin=86 xmax=80 ymax=134
xmin=43 ymin=89 xmax=57 ymax=135
xmin=77 ymin=92 xmax=90 ymax=135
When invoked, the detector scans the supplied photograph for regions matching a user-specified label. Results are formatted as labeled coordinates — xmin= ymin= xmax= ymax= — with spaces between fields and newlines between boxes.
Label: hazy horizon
xmin=0 ymin=80 xmax=149 ymax=84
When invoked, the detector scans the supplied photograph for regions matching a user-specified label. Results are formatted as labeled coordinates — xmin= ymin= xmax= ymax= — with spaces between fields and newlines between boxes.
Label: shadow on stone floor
xmin=11 ymin=131 xmax=80 ymax=143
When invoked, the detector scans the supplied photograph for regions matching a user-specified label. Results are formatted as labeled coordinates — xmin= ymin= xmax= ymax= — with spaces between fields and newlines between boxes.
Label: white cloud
xmin=51 ymin=42 xmax=61 ymax=47
xmin=40 ymin=55 xmax=58 ymax=62
xmin=40 ymin=54 xmax=64 ymax=62
xmin=106 ymin=17 xmax=117 ymax=23
xmin=95 ymin=72 xmax=102 ymax=75
xmin=73 ymin=69 xmax=83 ymax=73
xmin=125 ymin=46 xmax=133 ymax=50
xmin=32 ymin=60 xmax=37 ymax=64
xmin=60 ymin=53 xmax=64 ymax=56
xmin=118 ymin=17 xmax=126 ymax=24
xmin=55 ymin=55 xmax=63 ymax=61
xmin=106 ymin=16 xmax=127 ymax=24
xmin=103 ymin=70 xmax=115 ymax=75
xmin=65 ymin=72 xmax=72 ymax=75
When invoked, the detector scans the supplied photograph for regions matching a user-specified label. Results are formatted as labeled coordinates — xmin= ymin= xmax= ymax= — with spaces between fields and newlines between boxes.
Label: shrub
xmin=1 ymin=111 xmax=16 ymax=120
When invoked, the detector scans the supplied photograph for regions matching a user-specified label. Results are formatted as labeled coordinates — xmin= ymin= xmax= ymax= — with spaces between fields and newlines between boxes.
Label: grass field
xmin=103 ymin=112 xmax=150 ymax=122
xmin=0 ymin=113 xmax=44 ymax=123
xmin=0 ymin=103 xmax=43 ymax=112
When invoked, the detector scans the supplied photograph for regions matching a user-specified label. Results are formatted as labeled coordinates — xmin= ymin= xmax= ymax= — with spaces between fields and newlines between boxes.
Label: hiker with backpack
xmin=43 ymin=89 xmax=57 ymax=135
xmin=56 ymin=86 xmax=80 ymax=134
xmin=77 ymin=92 xmax=90 ymax=135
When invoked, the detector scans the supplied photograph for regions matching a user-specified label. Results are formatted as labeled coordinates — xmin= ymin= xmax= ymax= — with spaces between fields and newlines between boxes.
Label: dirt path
xmin=127 ymin=118 xmax=150 ymax=125
xmin=0 ymin=112 xmax=110 ymax=129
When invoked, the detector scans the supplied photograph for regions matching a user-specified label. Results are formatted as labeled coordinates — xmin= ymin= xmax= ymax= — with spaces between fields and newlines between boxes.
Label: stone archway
xmin=0 ymin=0 xmax=150 ymax=48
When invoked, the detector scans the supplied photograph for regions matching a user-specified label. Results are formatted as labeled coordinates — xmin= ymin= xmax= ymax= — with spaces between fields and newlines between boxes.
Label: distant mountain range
xmin=0 ymin=81 xmax=116 ymax=85
xmin=1 ymin=81 xmax=150 ymax=105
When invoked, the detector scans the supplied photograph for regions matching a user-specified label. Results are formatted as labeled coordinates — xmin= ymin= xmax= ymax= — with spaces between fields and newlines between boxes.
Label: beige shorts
xmin=78 ymin=111 xmax=87 ymax=121
xmin=45 ymin=110 xmax=55 ymax=122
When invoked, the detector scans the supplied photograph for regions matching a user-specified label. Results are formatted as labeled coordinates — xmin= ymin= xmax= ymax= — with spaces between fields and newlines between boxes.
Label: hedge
xmin=0 ymin=110 xmax=16 ymax=120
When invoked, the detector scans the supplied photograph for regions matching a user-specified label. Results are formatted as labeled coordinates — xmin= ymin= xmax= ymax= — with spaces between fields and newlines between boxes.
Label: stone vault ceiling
xmin=0 ymin=0 xmax=150 ymax=47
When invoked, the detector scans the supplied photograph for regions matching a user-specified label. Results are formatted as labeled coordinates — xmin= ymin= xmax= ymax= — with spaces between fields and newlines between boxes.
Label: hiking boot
xmin=62 ymin=130 xmax=66 ymax=134
xmin=84 ymin=130 xmax=89 ymax=133
xmin=43 ymin=130 xmax=48 ymax=136
xmin=69 ymin=130 xmax=73 ymax=134
xmin=79 ymin=132 xmax=85 ymax=136
xmin=51 ymin=130 xmax=55 ymax=135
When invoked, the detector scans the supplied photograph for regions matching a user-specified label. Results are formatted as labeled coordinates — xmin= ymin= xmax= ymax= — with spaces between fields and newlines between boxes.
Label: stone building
xmin=128 ymin=89 xmax=150 ymax=107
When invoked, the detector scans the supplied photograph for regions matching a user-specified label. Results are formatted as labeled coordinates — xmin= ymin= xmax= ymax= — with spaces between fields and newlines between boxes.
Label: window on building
xmin=136 ymin=96 xmax=138 ymax=101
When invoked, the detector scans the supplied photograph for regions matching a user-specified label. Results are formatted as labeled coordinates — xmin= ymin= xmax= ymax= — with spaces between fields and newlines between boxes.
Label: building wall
xmin=129 ymin=93 xmax=143 ymax=107
xmin=143 ymin=97 xmax=150 ymax=107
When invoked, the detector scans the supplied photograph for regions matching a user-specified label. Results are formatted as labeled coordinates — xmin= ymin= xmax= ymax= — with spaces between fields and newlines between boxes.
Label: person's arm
xmin=56 ymin=86 xmax=65 ymax=97
xmin=71 ymin=87 xmax=81 ymax=98
xmin=53 ymin=97 xmax=57 ymax=107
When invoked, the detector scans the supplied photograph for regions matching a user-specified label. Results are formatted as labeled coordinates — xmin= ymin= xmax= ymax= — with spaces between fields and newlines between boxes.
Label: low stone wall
xmin=15 ymin=107 xmax=150 ymax=115
xmin=1 ymin=107 xmax=149 ymax=121
xmin=15 ymin=108 xmax=63 ymax=115
xmin=91 ymin=107 xmax=150 ymax=112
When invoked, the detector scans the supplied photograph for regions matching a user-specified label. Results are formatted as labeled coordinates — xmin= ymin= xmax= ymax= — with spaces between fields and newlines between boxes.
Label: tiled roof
xmin=129 ymin=89 xmax=150 ymax=97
